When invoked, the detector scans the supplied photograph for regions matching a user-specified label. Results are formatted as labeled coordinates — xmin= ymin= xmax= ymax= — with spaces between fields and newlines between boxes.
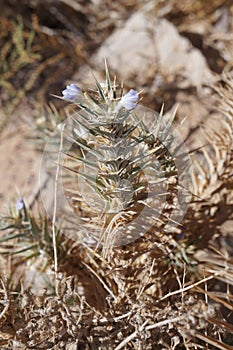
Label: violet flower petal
xmin=62 ymin=84 xmax=80 ymax=101
xmin=119 ymin=89 xmax=139 ymax=110
xmin=16 ymin=197 xmax=24 ymax=211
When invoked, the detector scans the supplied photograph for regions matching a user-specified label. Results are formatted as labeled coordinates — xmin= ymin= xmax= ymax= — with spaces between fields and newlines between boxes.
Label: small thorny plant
xmin=0 ymin=66 xmax=233 ymax=349
xmin=0 ymin=198 xmax=65 ymax=269
xmin=48 ymin=63 xmax=192 ymax=256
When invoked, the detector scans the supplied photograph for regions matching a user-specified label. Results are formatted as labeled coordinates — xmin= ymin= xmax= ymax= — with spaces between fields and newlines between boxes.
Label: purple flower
xmin=119 ymin=89 xmax=139 ymax=110
xmin=62 ymin=84 xmax=80 ymax=101
xmin=16 ymin=197 xmax=24 ymax=211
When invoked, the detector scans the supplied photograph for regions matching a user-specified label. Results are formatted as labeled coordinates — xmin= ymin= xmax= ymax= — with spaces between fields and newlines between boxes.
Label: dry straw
xmin=0 ymin=67 xmax=233 ymax=349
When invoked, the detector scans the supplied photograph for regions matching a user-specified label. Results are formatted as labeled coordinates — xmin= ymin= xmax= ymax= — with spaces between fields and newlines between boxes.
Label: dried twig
xmin=0 ymin=278 xmax=9 ymax=321
xmin=114 ymin=316 xmax=185 ymax=350
xmin=159 ymin=271 xmax=222 ymax=301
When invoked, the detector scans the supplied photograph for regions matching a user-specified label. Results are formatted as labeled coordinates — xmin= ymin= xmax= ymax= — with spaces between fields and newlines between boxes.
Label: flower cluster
xmin=62 ymin=83 xmax=139 ymax=111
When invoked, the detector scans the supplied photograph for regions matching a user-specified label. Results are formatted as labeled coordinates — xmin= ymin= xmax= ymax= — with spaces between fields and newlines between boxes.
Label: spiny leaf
xmin=95 ymin=78 xmax=107 ymax=103
xmin=64 ymin=152 xmax=99 ymax=169
xmin=105 ymin=59 xmax=112 ymax=94
xmin=65 ymin=132 xmax=101 ymax=157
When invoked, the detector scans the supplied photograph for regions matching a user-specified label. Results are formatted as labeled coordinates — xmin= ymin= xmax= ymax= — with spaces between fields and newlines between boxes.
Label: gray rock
xmin=76 ymin=9 xmax=215 ymax=89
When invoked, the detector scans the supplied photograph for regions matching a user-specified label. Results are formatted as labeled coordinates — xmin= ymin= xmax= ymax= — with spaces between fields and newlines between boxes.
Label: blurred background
xmin=0 ymin=0 xmax=233 ymax=211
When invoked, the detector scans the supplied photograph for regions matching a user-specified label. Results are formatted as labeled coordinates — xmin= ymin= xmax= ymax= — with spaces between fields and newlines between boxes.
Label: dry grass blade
xmin=52 ymin=122 xmax=66 ymax=296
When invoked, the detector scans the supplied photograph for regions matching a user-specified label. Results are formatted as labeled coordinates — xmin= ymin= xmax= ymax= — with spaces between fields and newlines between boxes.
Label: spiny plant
xmin=1 ymin=67 xmax=233 ymax=349
xmin=0 ymin=197 xmax=67 ymax=293
xmin=29 ymin=102 xmax=66 ymax=151
xmin=48 ymin=63 xmax=192 ymax=257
